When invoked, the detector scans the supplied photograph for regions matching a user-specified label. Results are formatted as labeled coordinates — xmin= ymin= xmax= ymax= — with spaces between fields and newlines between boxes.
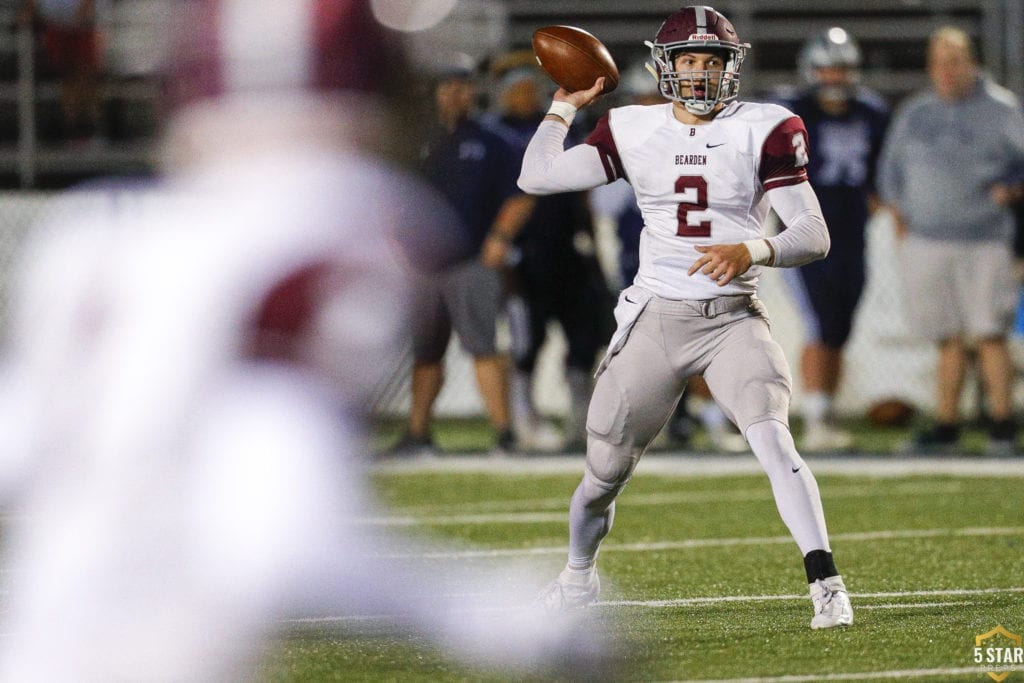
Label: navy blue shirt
xmin=484 ymin=112 xmax=594 ymax=264
xmin=420 ymin=117 xmax=522 ymax=261
xmin=776 ymin=87 xmax=889 ymax=250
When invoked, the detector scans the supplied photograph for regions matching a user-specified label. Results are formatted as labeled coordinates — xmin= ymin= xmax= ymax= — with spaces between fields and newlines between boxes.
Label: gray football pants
xmin=568 ymin=295 xmax=793 ymax=568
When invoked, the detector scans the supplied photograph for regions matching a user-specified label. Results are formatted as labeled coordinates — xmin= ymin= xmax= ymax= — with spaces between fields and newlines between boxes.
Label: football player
xmin=484 ymin=64 xmax=613 ymax=452
xmin=518 ymin=5 xmax=853 ymax=628
xmin=0 ymin=1 xmax=613 ymax=679
xmin=774 ymin=28 xmax=890 ymax=451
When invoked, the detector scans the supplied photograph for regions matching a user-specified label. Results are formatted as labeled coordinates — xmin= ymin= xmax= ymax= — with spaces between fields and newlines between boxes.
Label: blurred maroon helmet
xmin=165 ymin=0 xmax=400 ymax=109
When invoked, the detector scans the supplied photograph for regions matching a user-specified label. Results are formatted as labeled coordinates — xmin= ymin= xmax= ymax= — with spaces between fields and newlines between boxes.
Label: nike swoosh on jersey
xmin=706 ymin=142 xmax=726 ymax=148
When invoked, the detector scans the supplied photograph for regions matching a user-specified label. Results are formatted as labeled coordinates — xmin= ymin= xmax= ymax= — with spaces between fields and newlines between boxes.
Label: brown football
xmin=532 ymin=25 xmax=619 ymax=94
xmin=866 ymin=398 xmax=916 ymax=428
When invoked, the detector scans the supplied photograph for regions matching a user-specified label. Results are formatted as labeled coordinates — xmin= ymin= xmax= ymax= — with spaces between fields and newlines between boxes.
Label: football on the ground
xmin=532 ymin=25 xmax=619 ymax=94
xmin=866 ymin=398 xmax=916 ymax=427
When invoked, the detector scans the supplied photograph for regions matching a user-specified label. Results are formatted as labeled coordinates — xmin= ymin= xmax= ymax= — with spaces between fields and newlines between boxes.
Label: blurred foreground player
xmin=518 ymin=6 xmax=852 ymax=628
xmin=0 ymin=2 xmax=612 ymax=680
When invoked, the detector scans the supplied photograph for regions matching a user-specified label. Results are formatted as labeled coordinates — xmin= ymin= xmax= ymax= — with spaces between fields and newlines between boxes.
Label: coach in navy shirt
xmin=389 ymin=63 xmax=534 ymax=456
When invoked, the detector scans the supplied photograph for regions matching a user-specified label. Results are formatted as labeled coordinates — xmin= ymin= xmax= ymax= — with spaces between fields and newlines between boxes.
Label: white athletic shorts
xmin=900 ymin=236 xmax=1017 ymax=342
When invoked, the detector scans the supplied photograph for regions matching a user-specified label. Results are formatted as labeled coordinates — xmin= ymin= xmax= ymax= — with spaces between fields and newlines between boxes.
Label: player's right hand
xmin=553 ymin=77 xmax=606 ymax=110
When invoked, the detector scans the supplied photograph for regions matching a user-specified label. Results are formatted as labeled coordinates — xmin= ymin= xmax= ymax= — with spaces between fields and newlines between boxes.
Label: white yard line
xmin=668 ymin=666 xmax=998 ymax=682
xmin=282 ymin=587 xmax=1024 ymax=624
xmin=373 ymin=453 xmax=1024 ymax=478
xmin=386 ymin=526 xmax=1024 ymax=559
xmin=856 ymin=601 xmax=973 ymax=610
xmin=602 ymin=586 xmax=1024 ymax=608
xmin=358 ymin=481 xmax=968 ymax=525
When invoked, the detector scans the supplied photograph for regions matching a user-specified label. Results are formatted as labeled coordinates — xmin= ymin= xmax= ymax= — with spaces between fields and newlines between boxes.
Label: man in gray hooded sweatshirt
xmin=878 ymin=26 xmax=1024 ymax=455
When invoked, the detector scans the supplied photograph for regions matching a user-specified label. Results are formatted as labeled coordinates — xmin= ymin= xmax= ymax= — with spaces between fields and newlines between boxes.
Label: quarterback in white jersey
xmin=582 ymin=101 xmax=818 ymax=300
xmin=520 ymin=5 xmax=853 ymax=629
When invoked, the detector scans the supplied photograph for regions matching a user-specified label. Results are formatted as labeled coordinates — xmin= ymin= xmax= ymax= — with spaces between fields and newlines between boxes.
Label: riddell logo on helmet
xmin=689 ymin=33 xmax=718 ymax=40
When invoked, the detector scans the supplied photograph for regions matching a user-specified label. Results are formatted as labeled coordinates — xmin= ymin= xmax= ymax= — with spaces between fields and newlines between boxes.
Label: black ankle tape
xmin=804 ymin=549 xmax=838 ymax=583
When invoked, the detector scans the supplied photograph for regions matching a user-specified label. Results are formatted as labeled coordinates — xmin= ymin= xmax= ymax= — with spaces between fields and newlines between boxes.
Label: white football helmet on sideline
xmin=798 ymin=27 xmax=861 ymax=101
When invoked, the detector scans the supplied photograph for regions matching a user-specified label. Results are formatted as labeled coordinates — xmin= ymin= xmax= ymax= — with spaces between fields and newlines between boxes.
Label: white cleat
xmin=810 ymin=575 xmax=854 ymax=629
xmin=536 ymin=565 xmax=600 ymax=610
xmin=802 ymin=425 xmax=854 ymax=452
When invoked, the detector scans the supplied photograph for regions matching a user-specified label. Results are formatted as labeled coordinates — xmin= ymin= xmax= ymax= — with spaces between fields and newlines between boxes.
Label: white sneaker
xmin=514 ymin=417 xmax=564 ymax=452
xmin=535 ymin=565 xmax=600 ymax=610
xmin=810 ymin=575 xmax=853 ymax=629
xmin=802 ymin=424 xmax=854 ymax=452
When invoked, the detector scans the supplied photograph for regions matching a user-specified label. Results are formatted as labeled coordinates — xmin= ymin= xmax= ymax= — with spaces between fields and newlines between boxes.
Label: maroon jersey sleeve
xmin=759 ymin=116 xmax=810 ymax=191
xmin=585 ymin=113 xmax=627 ymax=183
xmin=247 ymin=261 xmax=336 ymax=366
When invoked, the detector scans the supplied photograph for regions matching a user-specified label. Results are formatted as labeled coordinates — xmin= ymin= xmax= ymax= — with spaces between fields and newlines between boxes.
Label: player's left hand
xmin=688 ymin=243 xmax=753 ymax=286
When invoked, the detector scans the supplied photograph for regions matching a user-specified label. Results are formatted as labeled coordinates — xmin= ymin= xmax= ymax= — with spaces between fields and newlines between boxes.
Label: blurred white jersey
xmin=0 ymin=150 xmax=607 ymax=681
xmin=0 ymin=152 xmax=412 ymax=680
xmin=586 ymin=100 xmax=809 ymax=299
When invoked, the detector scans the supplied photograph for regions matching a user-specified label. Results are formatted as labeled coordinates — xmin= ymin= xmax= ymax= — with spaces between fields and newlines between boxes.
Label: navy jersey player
xmin=519 ymin=6 xmax=853 ymax=629
xmin=773 ymin=28 xmax=889 ymax=451
xmin=484 ymin=67 xmax=613 ymax=451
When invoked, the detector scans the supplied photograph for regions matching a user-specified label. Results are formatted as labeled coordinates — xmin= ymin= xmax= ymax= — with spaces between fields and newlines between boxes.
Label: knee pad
xmin=584 ymin=437 xmax=638 ymax=490
xmin=586 ymin=369 xmax=627 ymax=445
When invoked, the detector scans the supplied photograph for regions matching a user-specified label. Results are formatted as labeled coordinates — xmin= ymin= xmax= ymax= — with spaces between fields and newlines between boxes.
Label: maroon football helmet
xmin=645 ymin=5 xmax=750 ymax=115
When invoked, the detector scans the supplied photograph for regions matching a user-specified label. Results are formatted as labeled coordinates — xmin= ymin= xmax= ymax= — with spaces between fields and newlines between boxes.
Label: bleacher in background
xmin=0 ymin=1 xmax=1023 ymax=420
xmin=1 ymin=1 xmax=1022 ymax=189
xmin=0 ymin=0 xmax=167 ymax=188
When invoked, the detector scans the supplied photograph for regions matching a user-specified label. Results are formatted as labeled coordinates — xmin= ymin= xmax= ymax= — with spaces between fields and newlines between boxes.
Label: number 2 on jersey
xmin=675 ymin=175 xmax=711 ymax=237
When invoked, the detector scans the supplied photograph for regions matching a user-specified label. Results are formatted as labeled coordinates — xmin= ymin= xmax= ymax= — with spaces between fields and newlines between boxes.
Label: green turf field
xmin=368 ymin=415 xmax=1013 ymax=456
xmin=259 ymin=459 xmax=1024 ymax=682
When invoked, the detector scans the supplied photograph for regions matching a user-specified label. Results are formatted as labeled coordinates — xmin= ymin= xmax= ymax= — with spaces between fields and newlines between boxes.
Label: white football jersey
xmin=587 ymin=100 xmax=810 ymax=299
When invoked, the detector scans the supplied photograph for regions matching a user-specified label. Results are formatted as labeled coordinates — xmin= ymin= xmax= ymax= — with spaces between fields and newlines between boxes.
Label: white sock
xmin=745 ymin=420 xmax=831 ymax=554
xmin=803 ymin=392 xmax=830 ymax=428
xmin=567 ymin=470 xmax=618 ymax=569
xmin=510 ymin=369 xmax=535 ymax=428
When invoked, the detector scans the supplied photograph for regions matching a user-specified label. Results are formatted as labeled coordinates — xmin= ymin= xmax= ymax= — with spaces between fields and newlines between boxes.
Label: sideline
xmin=379 ymin=527 xmax=1024 ymax=559
xmin=373 ymin=453 xmax=1024 ymax=477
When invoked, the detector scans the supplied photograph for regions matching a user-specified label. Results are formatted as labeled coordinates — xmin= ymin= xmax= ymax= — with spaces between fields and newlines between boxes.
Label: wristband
xmin=743 ymin=239 xmax=772 ymax=266
xmin=546 ymin=100 xmax=578 ymax=126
